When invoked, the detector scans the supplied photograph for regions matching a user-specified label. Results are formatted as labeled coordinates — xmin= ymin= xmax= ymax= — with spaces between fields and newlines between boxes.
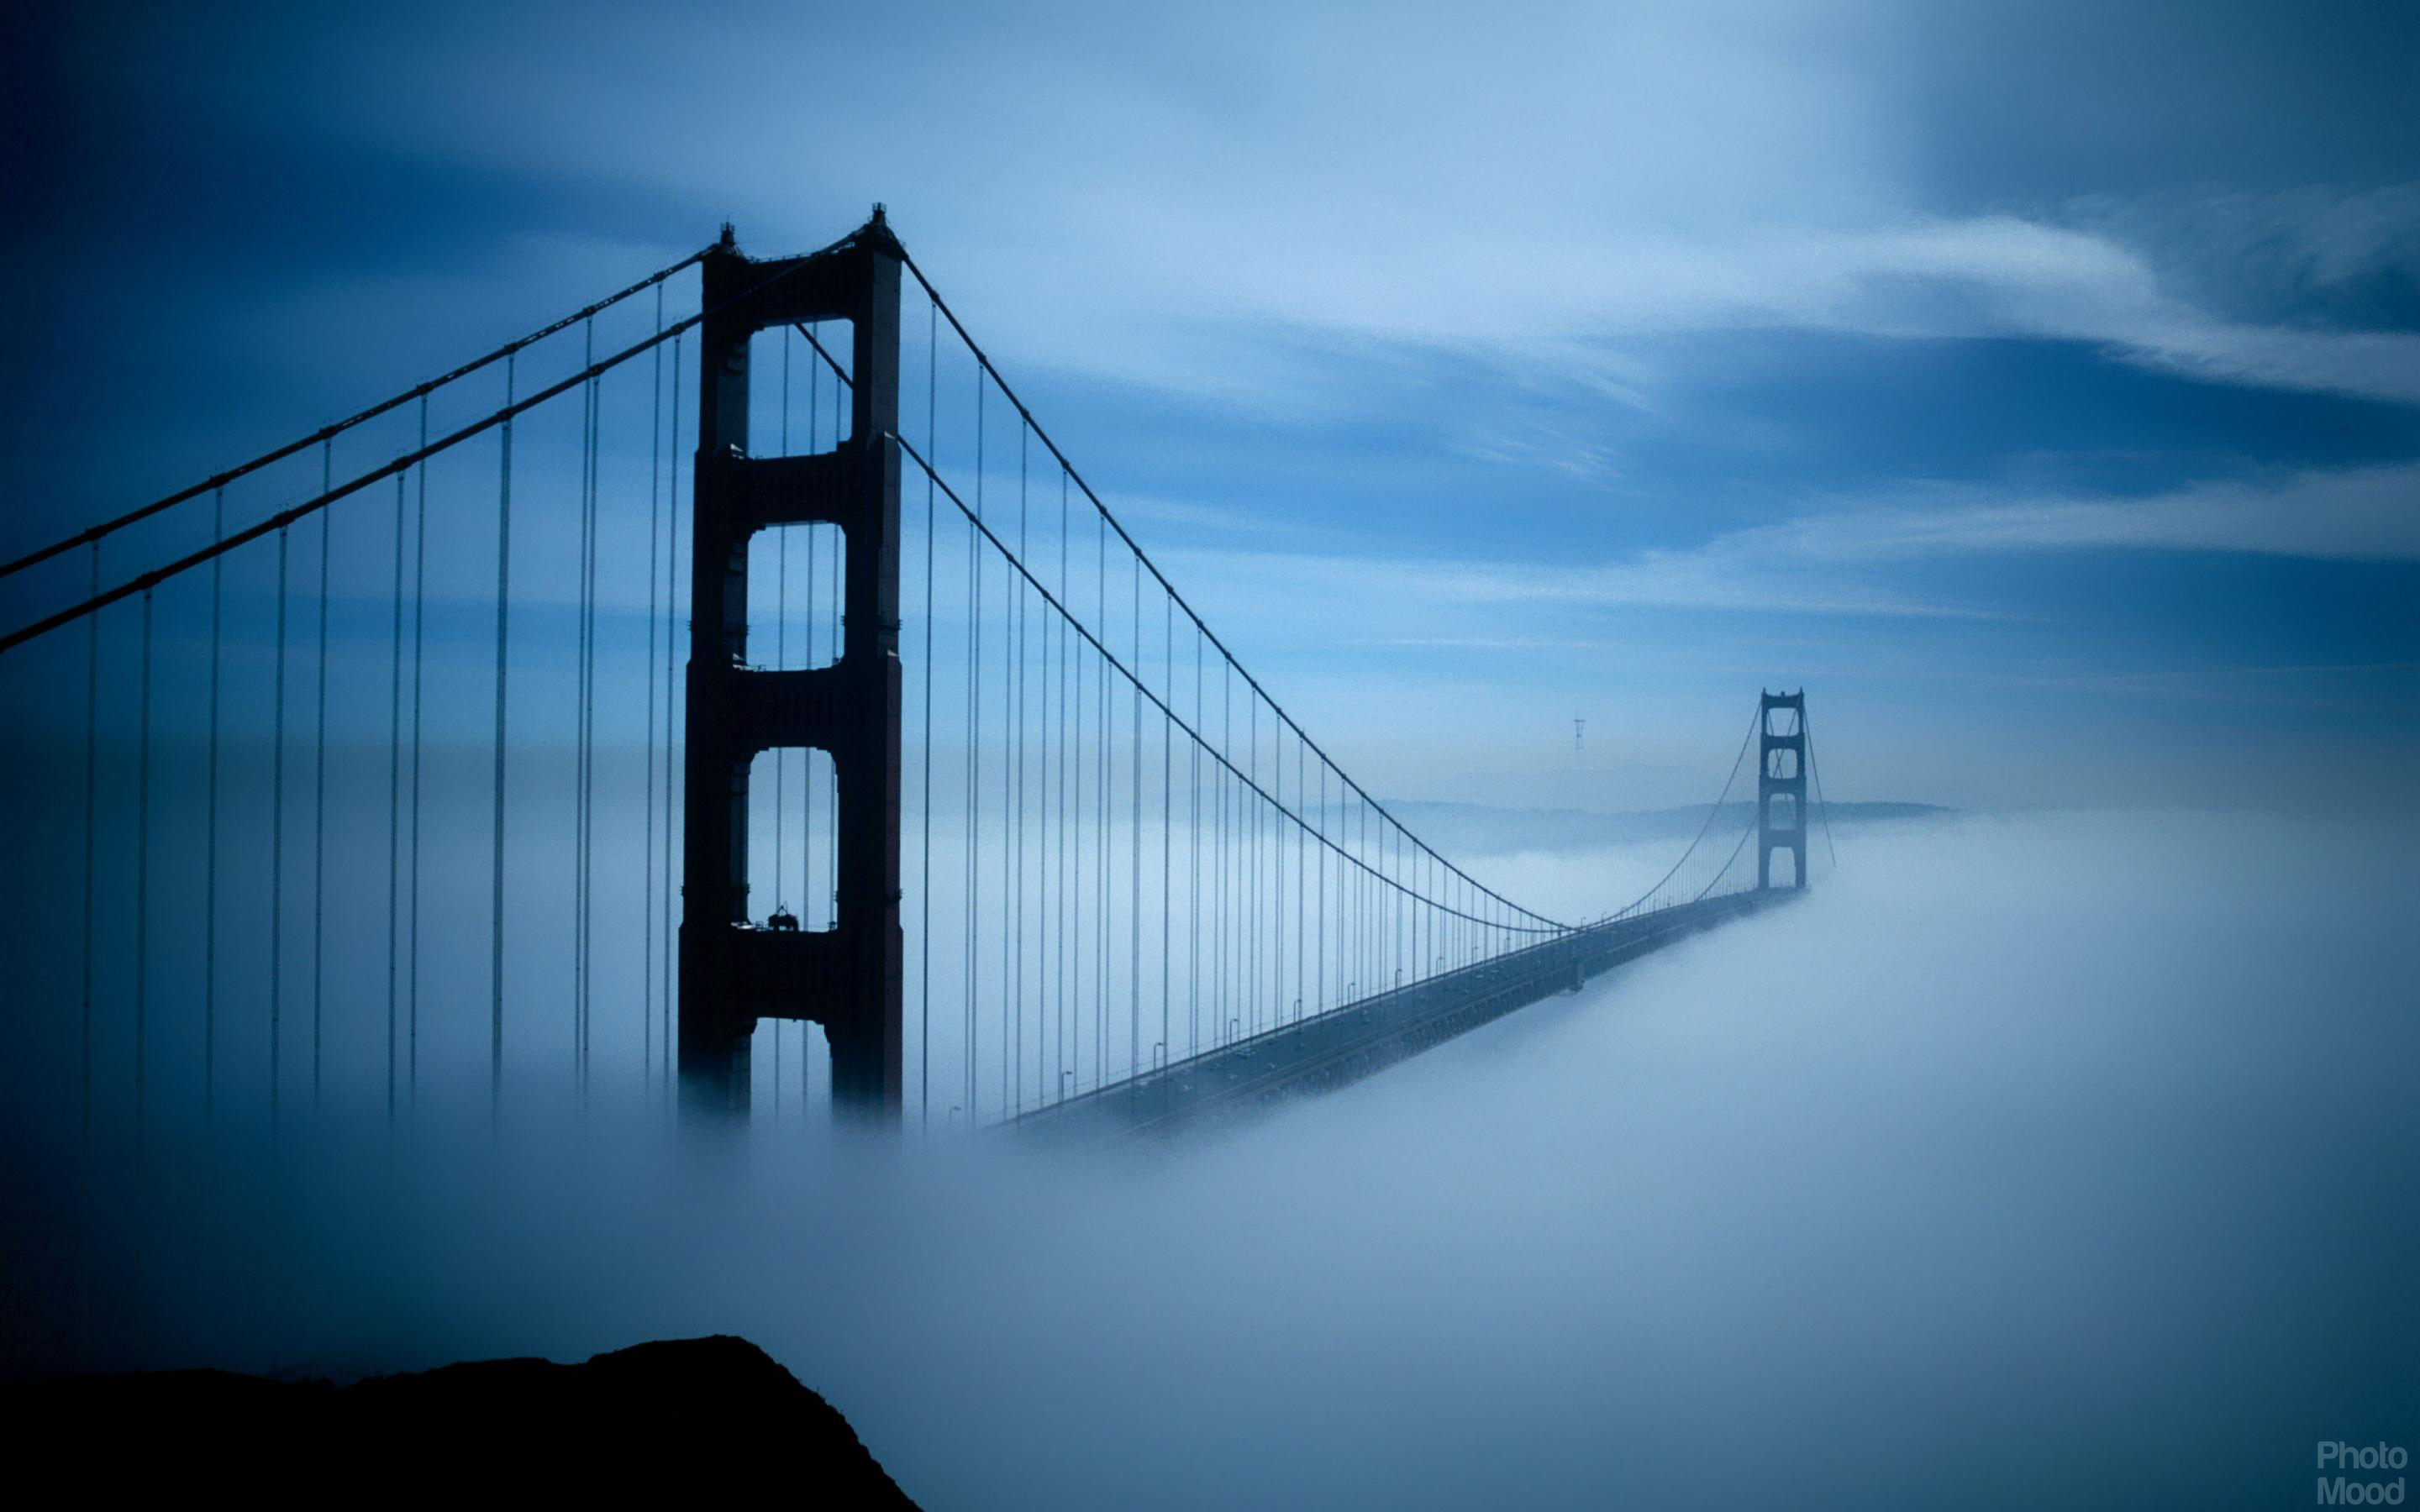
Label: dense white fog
xmin=12 ymin=808 xmax=2415 ymax=1508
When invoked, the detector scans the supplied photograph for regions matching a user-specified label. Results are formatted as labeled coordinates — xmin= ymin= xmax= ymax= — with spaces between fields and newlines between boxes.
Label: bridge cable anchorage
xmin=1 ymin=253 xmax=841 ymax=657
xmin=888 ymin=432 xmax=1563 ymax=936
xmin=897 ymin=251 xmax=1560 ymax=936
xmin=0 ymin=245 xmax=718 ymax=584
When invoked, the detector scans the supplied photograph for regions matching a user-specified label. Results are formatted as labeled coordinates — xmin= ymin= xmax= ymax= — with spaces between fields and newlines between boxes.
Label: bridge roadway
xmin=1012 ymin=887 xmax=1800 ymax=1144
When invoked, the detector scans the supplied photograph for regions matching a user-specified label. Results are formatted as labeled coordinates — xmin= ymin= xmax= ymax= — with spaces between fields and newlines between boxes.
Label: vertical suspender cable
xmin=805 ymin=332 xmax=821 ymax=937
xmin=644 ymin=286 xmax=662 ymax=1100
xmin=1190 ymin=627 xmax=1200 ymax=1059
xmin=1096 ymin=507 xmax=1107 ymax=1081
xmin=805 ymin=328 xmax=818 ymax=942
xmin=491 ymin=354 xmax=514 ymax=1116
xmin=79 ymin=544 xmax=98 ymax=1147
xmin=1160 ymin=591 xmax=1171 ymax=1068
xmin=408 ymin=396 xmax=428 ymax=1107
xmin=777 ymin=330 xmax=791 ymax=926
xmin=953 ymin=370 xmax=972 ymax=1112
xmin=1070 ymin=474 xmax=1083 ymax=1089
xmin=206 ymin=491 xmax=223 ymax=1121
xmin=577 ymin=321 xmax=599 ymax=1097
xmin=271 ymin=528 xmax=287 ymax=1144
xmin=997 ymin=424 xmax=1011 ymax=1113
xmin=1217 ymin=662 xmax=1228 ymax=1044
xmin=664 ymin=335 xmax=681 ymax=1103
xmin=1015 ymin=427 xmax=1028 ymax=1116
xmin=921 ymin=300 xmax=935 ymax=1131
xmin=387 ymin=470 xmax=405 ymax=1122
xmin=773 ymin=330 xmax=790 ymax=1112
xmin=313 ymin=442 xmax=330 ymax=1108
xmin=1128 ymin=554 xmax=1140 ymax=1083
xmin=1805 ymin=711 xmax=1839 ymax=870
xmin=1058 ymin=467 xmax=1071 ymax=1099
xmin=134 ymin=589 xmax=153 ymax=1167
xmin=825 ymin=375 xmax=839 ymax=962
xmin=576 ymin=340 xmax=592 ymax=1092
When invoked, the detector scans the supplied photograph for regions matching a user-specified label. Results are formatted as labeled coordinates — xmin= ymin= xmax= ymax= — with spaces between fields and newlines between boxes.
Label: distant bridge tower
xmin=1758 ymin=690 xmax=1807 ymax=890
xmin=680 ymin=211 xmax=905 ymax=1122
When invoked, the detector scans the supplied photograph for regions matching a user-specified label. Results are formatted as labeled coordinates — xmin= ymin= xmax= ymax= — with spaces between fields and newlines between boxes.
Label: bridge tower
xmin=680 ymin=212 xmax=904 ymax=1122
xmin=1758 ymin=690 xmax=1807 ymax=890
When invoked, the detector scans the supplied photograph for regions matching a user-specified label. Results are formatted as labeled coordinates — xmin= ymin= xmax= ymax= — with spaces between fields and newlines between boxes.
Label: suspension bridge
xmin=0 ymin=208 xmax=1837 ymax=1157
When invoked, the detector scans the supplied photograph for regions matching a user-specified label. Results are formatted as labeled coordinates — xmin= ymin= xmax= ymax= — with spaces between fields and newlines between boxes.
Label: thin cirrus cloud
xmin=1144 ymin=461 xmax=2420 ymax=653
xmin=121 ymin=1 xmax=2420 ymax=418
xmin=1739 ymin=463 xmax=2420 ymax=564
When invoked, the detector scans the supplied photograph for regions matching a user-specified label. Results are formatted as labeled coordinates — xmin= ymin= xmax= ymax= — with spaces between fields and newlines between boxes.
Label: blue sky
xmin=8 ymin=0 xmax=2416 ymax=811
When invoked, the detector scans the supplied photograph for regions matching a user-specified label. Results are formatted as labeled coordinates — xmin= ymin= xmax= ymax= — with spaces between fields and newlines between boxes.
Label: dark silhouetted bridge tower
xmin=680 ymin=212 xmax=904 ymax=1121
xmin=1758 ymin=690 xmax=1807 ymax=890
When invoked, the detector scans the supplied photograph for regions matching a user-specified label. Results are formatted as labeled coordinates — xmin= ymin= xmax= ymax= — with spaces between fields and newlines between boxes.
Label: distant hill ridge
xmin=1386 ymin=799 xmax=1956 ymax=853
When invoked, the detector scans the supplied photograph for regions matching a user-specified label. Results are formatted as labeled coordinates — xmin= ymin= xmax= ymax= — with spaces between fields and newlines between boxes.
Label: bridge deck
xmin=1013 ymin=887 xmax=1799 ymax=1144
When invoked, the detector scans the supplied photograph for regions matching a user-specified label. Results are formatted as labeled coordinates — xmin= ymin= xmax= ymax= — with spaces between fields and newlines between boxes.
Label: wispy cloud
xmin=1743 ymin=464 xmax=2420 ymax=564
xmin=139 ymin=1 xmax=2420 ymax=416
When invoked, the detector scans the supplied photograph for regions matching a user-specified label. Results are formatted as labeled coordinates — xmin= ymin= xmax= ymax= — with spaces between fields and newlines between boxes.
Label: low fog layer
xmin=10 ymin=809 xmax=2414 ymax=1509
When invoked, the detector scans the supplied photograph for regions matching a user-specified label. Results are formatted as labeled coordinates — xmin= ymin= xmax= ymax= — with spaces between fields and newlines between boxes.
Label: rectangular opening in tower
xmin=1767 ymin=847 xmax=1799 ymax=887
xmin=1766 ymin=747 xmax=1800 ymax=780
xmin=747 ymin=522 xmax=847 ymax=669
xmin=1764 ymin=703 xmax=1801 ymax=738
xmin=1767 ymin=791 xmax=1799 ymax=830
xmin=750 ymin=1017 xmax=833 ymax=1121
xmin=745 ymin=746 xmax=839 ymax=932
xmin=749 ymin=321 xmax=855 ymax=454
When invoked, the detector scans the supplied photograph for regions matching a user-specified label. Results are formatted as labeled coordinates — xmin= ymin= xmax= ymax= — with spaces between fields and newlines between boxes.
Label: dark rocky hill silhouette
xmin=3 ymin=1335 xmax=921 ymax=1504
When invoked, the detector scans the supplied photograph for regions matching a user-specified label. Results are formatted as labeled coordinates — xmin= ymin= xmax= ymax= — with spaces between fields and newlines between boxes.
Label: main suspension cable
xmin=897 ymin=249 xmax=1559 ymax=932
xmin=0 ymin=245 xmax=714 ymax=583
xmin=3 ymin=252 xmax=837 ymax=655
xmin=894 ymin=433 xmax=1560 ymax=936
xmin=1602 ymin=708 xmax=1760 ymax=921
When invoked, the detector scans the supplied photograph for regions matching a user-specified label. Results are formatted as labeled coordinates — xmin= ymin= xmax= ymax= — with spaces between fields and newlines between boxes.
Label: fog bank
xmin=8 ymin=809 xmax=2413 ymax=1509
